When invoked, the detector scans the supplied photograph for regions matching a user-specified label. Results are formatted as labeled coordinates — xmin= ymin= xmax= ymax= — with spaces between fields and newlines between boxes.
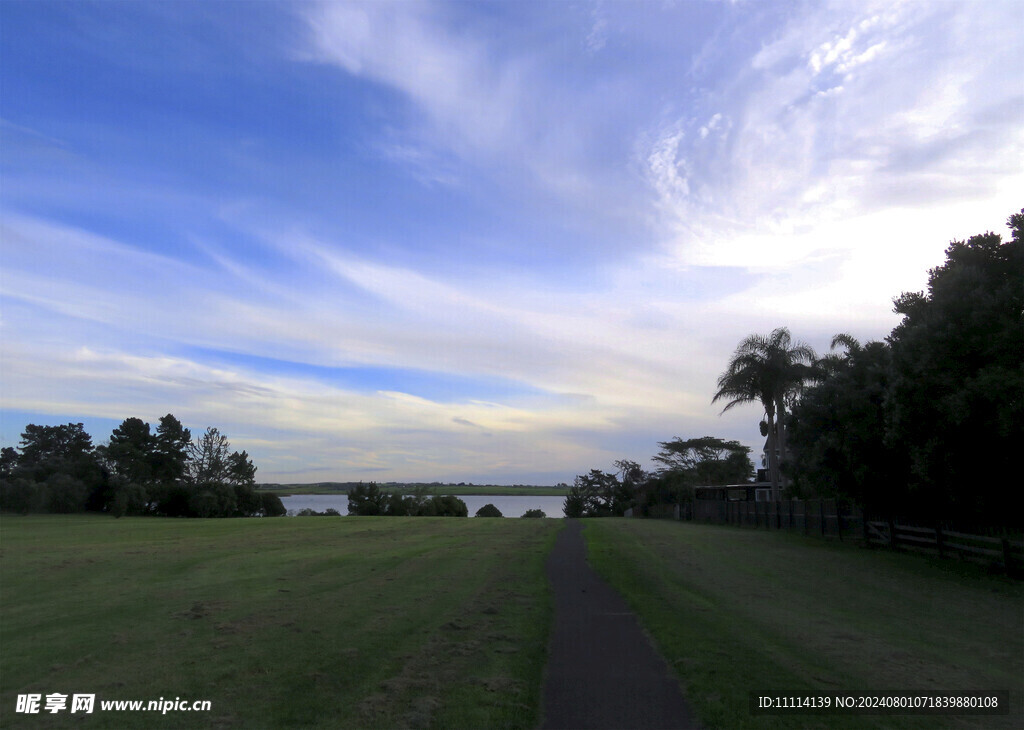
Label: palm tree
xmin=712 ymin=328 xmax=817 ymax=501
xmin=816 ymin=333 xmax=862 ymax=378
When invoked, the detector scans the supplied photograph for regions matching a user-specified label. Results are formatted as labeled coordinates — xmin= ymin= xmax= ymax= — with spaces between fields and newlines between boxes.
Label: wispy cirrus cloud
xmin=2 ymin=0 xmax=1021 ymax=483
xmin=642 ymin=0 xmax=1024 ymax=265
xmin=1 ymin=210 xmax=742 ymax=476
xmin=299 ymin=1 xmax=523 ymax=160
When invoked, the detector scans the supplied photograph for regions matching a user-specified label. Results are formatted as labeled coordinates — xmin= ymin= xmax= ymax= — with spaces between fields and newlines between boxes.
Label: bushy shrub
xmin=294 ymin=507 xmax=343 ymax=517
xmin=46 ymin=473 xmax=88 ymax=514
xmin=385 ymin=492 xmax=419 ymax=516
xmin=428 ymin=495 xmax=468 ymax=517
xmin=259 ymin=492 xmax=287 ymax=517
xmin=233 ymin=484 xmax=262 ymax=516
xmin=348 ymin=482 xmax=384 ymax=515
xmin=521 ymin=508 xmax=546 ymax=518
xmin=188 ymin=481 xmax=237 ymax=517
xmin=0 ymin=477 xmax=45 ymax=514
xmin=345 ymin=485 xmax=468 ymax=518
xmin=152 ymin=481 xmax=192 ymax=517
xmin=108 ymin=476 xmax=150 ymax=518
xmin=475 ymin=503 xmax=503 ymax=517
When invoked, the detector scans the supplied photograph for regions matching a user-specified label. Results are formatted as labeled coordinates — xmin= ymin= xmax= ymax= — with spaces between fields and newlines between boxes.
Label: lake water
xmin=279 ymin=493 xmax=566 ymax=518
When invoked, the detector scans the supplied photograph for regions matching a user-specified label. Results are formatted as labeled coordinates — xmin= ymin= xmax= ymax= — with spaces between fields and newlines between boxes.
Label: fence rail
xmin=691 ymin=497 xmax=863 ymax=540
xmin=688 ymin=498 xmax=1022 ymax=576
xmin=864 ymin=520 xmax=1023 ymax=573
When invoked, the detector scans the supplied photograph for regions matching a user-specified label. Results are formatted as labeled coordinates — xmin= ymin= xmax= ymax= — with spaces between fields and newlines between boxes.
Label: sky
xmin=1 ymin=0 xmax=1022 ymax=485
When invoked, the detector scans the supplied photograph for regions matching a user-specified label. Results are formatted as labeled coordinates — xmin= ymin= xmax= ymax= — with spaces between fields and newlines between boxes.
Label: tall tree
xmin=153 ymin=414 xmax=191 ymax=484
xmin=99 ymin=417 xmax=155 ymax=485
xmin=227 ymin=450 xmax=257 ymax=487
xmin=712 ymin=328 xmax=816 ymax=500
xmin=885 ymin=209 xmax=1024 ymax=527
xmin=18 ymin=423 xmax=95 ymax=470
xmin=0 ymin=447 xmax=18 ymax=479
xmin=787 ymin=337 xmax=905 ymax=514
xmin=187 ymin=427 xmax=232 ymax=486
xmin=15 ymin=423 xmax=104 ymax=509
xmin=564 ymin=470 xmax=623 ymax=518
xmin=653 ymin=436 xmax=753 ymax=486
xmin=347 ymin=482 xmax=384 ymax=515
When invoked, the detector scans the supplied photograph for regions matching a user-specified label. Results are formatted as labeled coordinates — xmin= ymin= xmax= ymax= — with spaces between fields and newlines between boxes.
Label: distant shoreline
xmin=257 ymin=483 xmax=570 ymax=497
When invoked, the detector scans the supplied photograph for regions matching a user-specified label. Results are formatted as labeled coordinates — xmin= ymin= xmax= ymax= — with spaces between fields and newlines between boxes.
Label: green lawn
xmin=1 ymin=515 xmax=560 ymax=729
xmin=583 ymin=519 xmax=1024 ymax=729
xmin=5 ymin=515 xmax=1019 ymax=730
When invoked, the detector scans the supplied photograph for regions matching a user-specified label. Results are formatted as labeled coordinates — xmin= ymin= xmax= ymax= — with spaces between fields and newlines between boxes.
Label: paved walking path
xmin=540 ymin=520 xmax=700 ymax=730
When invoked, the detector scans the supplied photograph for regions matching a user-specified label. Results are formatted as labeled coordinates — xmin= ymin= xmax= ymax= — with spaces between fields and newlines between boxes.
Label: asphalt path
xmin=540 ymin=520 xmax=700 ymax=730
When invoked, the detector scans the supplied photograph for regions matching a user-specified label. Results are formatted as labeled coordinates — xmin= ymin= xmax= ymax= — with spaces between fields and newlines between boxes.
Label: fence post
xmin=776 ymin=501 xmax=782 ymax=530
xmin=836 ymin=499 xmax=844 ymax=542
xmin=888 ymin=517 xmax=898 ymax=550
xmin=820 ymin=499 xmax=826 ymax=537
xmin=1001 ymin=539 xmax=1015 ymax=577
xmin=935 ymin=525 xmax=944 ymax=558
xmin=754 ymin=499 xmax=760 ymax=528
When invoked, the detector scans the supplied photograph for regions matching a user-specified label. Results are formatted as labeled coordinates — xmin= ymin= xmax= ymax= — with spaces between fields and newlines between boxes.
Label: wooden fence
xmin=692 ymin=498 xmax=863 ymax=540
xmin=688 ymin=498 xmax=1022 ymax=575
xmin=865 ymin=520 xmax=1023 ymax=574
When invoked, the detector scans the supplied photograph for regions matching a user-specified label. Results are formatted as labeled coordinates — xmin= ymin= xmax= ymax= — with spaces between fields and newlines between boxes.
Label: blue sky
xmin=2 ymin=0 xmax=1022 ymax=484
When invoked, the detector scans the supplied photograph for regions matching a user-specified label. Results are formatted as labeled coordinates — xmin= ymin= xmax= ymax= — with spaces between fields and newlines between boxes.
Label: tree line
xmin=782 ymin=209 xmax=1022 ymax=530
xmin=563 ymin=436 xmax=754 ymax=518
xmin=346 ymin=482 xmax=470 ymax=517
xmin=569 ymin=207 xmax=1022 ymax=530
xmin=0 ymin=415 xmax=286 ymax=518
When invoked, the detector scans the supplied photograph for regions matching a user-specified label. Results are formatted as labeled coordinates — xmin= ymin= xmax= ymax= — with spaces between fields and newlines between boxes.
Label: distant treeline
xmin=258 ymin=481 xmax=565 ymax=492
xmin=563 ymin=436 xmax=754 ymax=518
xmin=572 ymin=208 xmax=1023 ymax=531
xmin=0 ymin=415 xmax=285 ymax=518
xmin=346 ymin=483 xmax=469 ymax=517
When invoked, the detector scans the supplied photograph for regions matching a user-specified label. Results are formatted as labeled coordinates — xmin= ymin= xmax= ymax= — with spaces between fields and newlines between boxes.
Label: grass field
xmin=584 ymin=519 xmax=1024 ymax=729
xmin=5 ymin=515 xmax=1020 ymax=730
xmin=1 ymin=515 xmax=560 ymax=729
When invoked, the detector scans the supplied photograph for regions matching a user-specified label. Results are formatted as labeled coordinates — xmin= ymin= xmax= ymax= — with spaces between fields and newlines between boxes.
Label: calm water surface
xmin=280 ymin=493 xmax=566 ymax=518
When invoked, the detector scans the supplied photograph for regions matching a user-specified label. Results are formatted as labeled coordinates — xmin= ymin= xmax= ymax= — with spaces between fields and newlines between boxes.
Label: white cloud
xmin=300 ymin=1 xmax=522 ymax=158
xmin=0 ymin=337 xmax=709 ymax=482
xmin=641 ymin=0 xmax=1024 ymax=271
xmin=586 ymin=3 xmax=610 ymax=53
xmin=294 ymin=0 xmax=652 ymax=229
xmin=1 ymin=212 xmax=724 ymax=431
